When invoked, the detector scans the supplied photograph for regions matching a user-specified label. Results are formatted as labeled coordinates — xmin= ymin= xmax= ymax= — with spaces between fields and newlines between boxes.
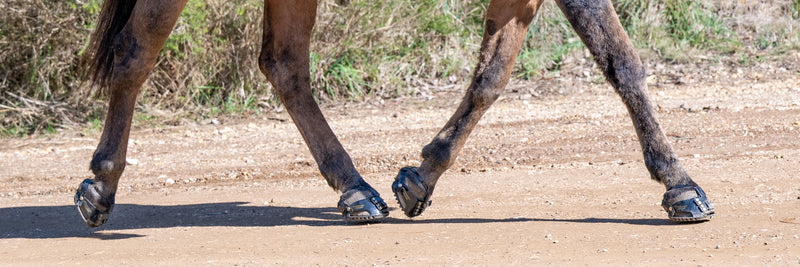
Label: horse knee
xmin=259 ymin=48 xmax=301 ymax=81
xmin=107 ymin=31 xmax=157 ymax=92
xmin=602 ymin=56 xmax=646 ymax=92
xmin=468 ymin=59 xmax=507 ymax=108
xmin=470 ymin=75 xmax=503 ymax=108
xmin=258 ymin=46 xmax=312 ymax=104
xmin=257 ymin=48 xmax=278 ymax=80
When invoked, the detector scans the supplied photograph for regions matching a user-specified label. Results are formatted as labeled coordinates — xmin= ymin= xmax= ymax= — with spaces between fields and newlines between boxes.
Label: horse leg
xmin=258 ymin=0 xmax=388 ymax=222
xmin=393 ymin=0 xmax=545 ymax=217
xmin=555 ymin=0 xmax=714 ymax=221
xmin=75 ymin=0 xmax=188 ymax=227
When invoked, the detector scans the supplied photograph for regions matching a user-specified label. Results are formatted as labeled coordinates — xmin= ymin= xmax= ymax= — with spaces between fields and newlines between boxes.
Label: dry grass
xmin=0 ymin=0 xmax=94 ymax=135
xmin=1 ymin=0 xmax=799 ymax=137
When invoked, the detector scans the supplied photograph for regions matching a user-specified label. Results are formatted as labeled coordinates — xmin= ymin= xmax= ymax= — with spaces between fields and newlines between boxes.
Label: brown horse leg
xmin=77 ymin=0 xmax=188 ymax=227
xmin=258 ymin=0 xmax=388 ymax=222
xmin=393 ymin=0 xmax=545 ymax=217
xmin=556 ymin=0 xmax=713 ymax=221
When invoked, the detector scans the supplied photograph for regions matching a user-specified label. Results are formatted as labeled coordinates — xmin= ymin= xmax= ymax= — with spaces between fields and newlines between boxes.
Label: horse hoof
xmin=661 ymin=186 xmax=715 ymax=222
xmin=392 ymin=167 xmax=432 ymax=218
xmin=74 ymin=179 xmax=112 ymax=228
xmin=337 ymin=185 xmax=389 ymax=223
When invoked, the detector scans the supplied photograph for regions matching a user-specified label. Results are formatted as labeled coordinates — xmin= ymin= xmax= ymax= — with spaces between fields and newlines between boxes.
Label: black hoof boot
xmin=337 ymin=184 xmax=389 ymax=223
xmin=74 ymin=179 xmax=113 ymax=228
xmin=392 ymin=167 xmax=432 ymax=218
xmin=661 ymin=186 xmax=715 ymax=222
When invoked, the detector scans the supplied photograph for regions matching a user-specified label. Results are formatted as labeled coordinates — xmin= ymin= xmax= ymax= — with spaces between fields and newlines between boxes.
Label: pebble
xmin=126 ymin=158 xmax=138 ymax=165
xmin=166 ymin=178 xmax=175 ymax=185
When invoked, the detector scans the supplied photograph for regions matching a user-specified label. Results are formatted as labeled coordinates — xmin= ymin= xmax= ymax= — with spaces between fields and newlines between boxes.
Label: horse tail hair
xmin=81 ymin=0 xmax=138 ymax=90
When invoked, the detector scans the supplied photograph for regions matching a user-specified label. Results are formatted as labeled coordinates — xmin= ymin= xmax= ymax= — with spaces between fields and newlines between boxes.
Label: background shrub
xmin=1 ymin=0 xmax=798 ymax=136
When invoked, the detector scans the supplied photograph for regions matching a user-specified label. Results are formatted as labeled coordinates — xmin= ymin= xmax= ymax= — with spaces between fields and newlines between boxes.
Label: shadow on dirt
xmin=1 ymin=202 xmax=678 ymax=239
xmin=529 ymin=217 xmax=678 ymax=226
xmin=0 ymin=202 xmax=546 ymax=239
xmin=1 ymin=202 xmax=337 ymax=239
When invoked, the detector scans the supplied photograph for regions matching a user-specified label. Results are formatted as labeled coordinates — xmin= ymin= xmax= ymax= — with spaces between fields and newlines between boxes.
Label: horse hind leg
xmin=258 ymin=0 xmax=387 ymax=222
xmin=555 ymin=0 xmax=714 ymax=221
xmin=76 ymin=0 xmax=188 ymax=227
xmin=393 ymin=0 xmax=545 ymax=218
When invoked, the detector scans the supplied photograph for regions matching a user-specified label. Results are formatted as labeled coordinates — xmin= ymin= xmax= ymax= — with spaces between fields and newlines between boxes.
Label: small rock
xmin=211 ymin=119 xmax=221 ymax=125
xmin=166 ymin=178 xmax=175 ymax=185
xmin=125 ymin=158 xmax=138 ymax=165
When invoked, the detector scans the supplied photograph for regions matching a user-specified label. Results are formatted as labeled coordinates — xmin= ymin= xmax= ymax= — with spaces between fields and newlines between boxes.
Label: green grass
xmin=664 ymin=0 xmax=740 ymax=52
xmin=1 ymin=125 xmax=31 ymax=138
xmin=0 ymin=120 xmax=59 ymax=137
xmin=793 ymin=0 xmax=800 ymax=18
xmin=516 ymin=6 xmax=584 ymax=80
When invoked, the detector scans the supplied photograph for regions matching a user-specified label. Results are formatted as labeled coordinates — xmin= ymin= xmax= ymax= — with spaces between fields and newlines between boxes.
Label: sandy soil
xmin=2 ymin=64 xmax=800 ymax=265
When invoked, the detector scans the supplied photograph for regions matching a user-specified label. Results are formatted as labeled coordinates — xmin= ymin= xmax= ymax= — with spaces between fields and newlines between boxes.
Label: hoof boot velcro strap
xmin=337 ymin=185 xmax=389 ymax=223
xmin=661 ymin=186 xmax=715 ymax=222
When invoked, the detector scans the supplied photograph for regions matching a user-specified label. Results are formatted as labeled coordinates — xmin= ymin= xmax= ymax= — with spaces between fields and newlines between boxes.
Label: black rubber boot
xmin=392 ymin=167 xmax=432 ymax=218
xmin=661 ymin=186 xmax=715 ymax=222
xmin=337 ymin=184 xmax=389 ymax=223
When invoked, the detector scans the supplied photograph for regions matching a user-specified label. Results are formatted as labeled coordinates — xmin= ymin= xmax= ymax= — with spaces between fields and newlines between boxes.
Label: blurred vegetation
xmin=1 ymin=0 xmax=799 ymax=137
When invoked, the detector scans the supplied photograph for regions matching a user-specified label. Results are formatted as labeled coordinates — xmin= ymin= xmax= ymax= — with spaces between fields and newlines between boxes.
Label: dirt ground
xmin=1 ymin=63 xmax=800 ymax=265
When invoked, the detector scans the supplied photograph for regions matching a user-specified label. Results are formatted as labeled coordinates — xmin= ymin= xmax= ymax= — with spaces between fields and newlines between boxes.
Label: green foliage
xmin=663 ymin=0 xmax=739 ymax=51
xmin=81 ymin=0 xmax=103 ymax=15
xmin=163 ymin=0 xmax=209 ymax=58
xmin=309 ymin=0 xmax=487 ymax=99
xmin=323 ymin=51 xmax=369 ymax=99
xmin=516 ymin=4 xmax=583 ymax=80
xmin=793 ymin=0 xmax=800 ymax=18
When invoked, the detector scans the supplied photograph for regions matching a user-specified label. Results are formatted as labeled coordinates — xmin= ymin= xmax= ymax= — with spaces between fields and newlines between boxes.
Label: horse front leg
xmin=76 ymin=0 xmax=188 ymax=227
xmin=556 ymin=0 xmax=714 ymax=221
xmin=393 ymin=0 xmax=545 ymax=218
xmin=258 ymin=0 xmax=387 ymax=222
